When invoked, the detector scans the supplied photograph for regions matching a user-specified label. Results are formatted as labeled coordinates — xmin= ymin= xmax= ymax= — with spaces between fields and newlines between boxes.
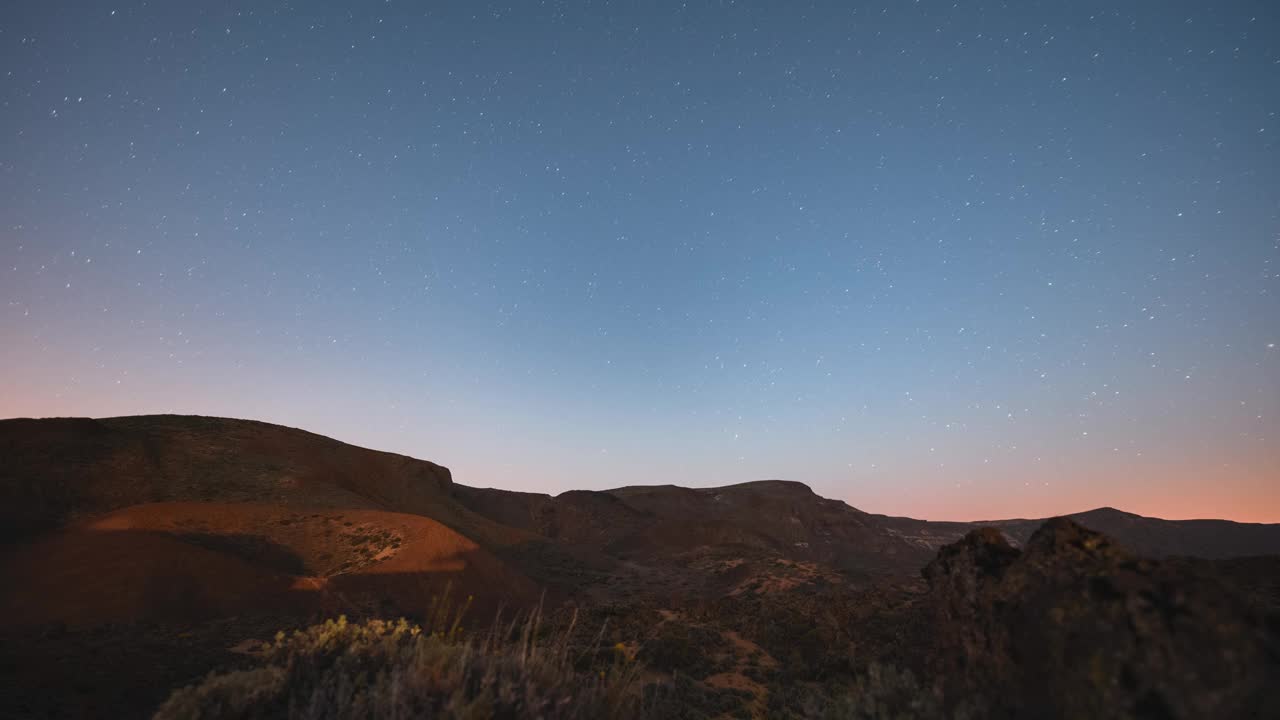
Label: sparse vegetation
xmin=150 ymin=590 xmax=947 ymax=720
xmin=156 ymin=601 xmax=645 ymax=720
xmin=637 ymin=621 xmax=727 ymax=678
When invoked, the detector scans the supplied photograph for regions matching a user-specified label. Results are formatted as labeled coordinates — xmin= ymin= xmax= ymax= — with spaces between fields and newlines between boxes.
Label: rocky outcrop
xmin=923 ymin=518 xmax=1280 ymax=719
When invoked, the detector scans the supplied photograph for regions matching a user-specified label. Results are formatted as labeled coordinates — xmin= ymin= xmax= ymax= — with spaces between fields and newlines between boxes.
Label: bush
xmin=637 ymin=622 xmax=725 ymax=679
xmin=763 ymin=664 xmax=939 ymax=720
xmin=827 ymin=664 xmax=941 ymax=720
xmin=155 ymin=608 xmax=643 ymax=720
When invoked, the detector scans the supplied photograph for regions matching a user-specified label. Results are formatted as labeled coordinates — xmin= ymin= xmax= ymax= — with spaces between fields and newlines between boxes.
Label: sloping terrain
xmin=2 ymin=415 xmax=458 ymax=540
xmin=2 ymin=414 xmax=1279 ymax=718
xmin=5 ymin=414 xmax=1280 ymax=623
xmin=0 ymin=416 xmax=568 ymax=641
xmin=36 ymin=516 xmax=1268 ymax=720
xmin=455 ymin=477 xmax=1280 ymax=603
xmin=0 ymin=502 xmax=536 ymax=629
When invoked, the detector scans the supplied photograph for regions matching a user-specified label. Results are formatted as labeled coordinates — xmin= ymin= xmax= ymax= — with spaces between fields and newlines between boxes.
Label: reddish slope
xmin=0 ymin=502 xmax=537 ymax=629
xmin=0 ymin=414 xmax=577 ymax=590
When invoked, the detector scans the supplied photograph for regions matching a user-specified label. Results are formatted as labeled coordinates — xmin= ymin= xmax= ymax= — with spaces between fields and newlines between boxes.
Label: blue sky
xmin=2 ymin=1 xmax=1277 ymax=519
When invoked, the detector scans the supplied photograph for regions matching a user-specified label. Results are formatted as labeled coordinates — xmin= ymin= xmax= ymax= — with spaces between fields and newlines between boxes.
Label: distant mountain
xmin=988 ymin=506 xmax=1280 ymax=559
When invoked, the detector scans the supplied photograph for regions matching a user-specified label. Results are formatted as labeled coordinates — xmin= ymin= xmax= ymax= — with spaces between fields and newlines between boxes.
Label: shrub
xmin=828 ymin=664 xmax=941 ymax=720
xmin=637 ymin=622 xmax=725 ymax=679
xmin=155 ymin=607 xmax=643 ymax=720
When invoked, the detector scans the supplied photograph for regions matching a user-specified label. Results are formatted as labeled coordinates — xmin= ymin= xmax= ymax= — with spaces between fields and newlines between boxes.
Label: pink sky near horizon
xmin=3 ymin=374 xmax=1276 ymax=524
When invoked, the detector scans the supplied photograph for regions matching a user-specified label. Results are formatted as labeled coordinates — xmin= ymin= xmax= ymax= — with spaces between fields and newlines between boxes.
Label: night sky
xmin=3 ymin=1 xmax=1277 ymax=521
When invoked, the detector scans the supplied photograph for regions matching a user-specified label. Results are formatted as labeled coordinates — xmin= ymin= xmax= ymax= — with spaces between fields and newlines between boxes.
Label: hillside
xmin=0 ymin=502 xmax=535 ymax=629
xmin=5 ymin=415 xmax=1280 ymax=620
xmin=2 ymin=414 xmax=1278 ymax=718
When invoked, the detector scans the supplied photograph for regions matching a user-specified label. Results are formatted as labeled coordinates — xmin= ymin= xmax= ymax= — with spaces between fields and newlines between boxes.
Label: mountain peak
xmin=715 ymin=479 xmax=815 ymax=495
xmin=1077 ymin=506 xmax=1137 ymax=518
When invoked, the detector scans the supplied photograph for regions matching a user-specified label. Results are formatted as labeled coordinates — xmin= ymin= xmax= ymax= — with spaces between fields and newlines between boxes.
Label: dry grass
xmin=154 ymin=595 xmax=645 ymax=720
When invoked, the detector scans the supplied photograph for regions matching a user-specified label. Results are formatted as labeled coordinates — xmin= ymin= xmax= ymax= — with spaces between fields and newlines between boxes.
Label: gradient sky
xmin=2 ymin=1 xmax=1278 ymax=521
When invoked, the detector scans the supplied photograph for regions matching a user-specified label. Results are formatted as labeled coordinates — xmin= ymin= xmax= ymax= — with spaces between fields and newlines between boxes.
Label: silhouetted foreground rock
xmin=923 ymin=518 xmax=1280 ymax=719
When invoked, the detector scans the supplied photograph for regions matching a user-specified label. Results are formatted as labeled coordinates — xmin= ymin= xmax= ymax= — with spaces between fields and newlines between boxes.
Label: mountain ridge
xmin=4 ymin=414 xmax=1277 ymax=558
xmin=4 ymin=413 xmax=1278 ymax=628
xmin=8 ymin=414 xmax=1275 ymax=527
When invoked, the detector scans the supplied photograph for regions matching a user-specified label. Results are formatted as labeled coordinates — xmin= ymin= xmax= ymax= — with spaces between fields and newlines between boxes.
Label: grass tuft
xmin=155 ymin=594 xmax=644 ymax=720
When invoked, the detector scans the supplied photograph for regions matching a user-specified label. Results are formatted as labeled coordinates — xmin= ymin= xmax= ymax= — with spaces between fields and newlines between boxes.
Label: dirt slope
xmin=0 ymin=501 xmax=537 ymax=629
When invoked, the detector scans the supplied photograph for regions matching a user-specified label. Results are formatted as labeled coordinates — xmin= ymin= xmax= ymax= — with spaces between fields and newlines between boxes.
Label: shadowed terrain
xmin=1 ymin=415 xmax=1277 ymax=718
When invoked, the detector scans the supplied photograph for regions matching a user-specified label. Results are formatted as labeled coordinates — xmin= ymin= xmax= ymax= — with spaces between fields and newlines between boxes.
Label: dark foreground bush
xmin=155 ymin=612 xmax=643 ymax=720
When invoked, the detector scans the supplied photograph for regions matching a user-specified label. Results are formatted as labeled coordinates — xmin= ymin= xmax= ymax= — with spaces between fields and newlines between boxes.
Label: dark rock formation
xmin=923 ymin=517 xmax=1280 ymax=719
